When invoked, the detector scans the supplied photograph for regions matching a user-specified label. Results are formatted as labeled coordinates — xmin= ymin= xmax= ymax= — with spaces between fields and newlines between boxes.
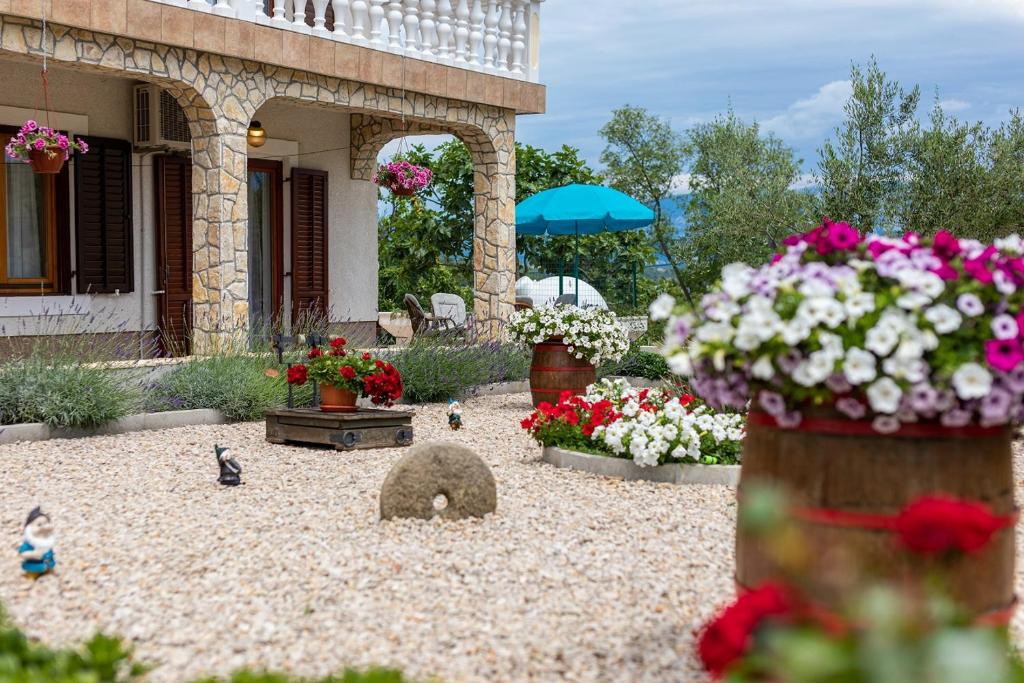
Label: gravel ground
xmin=3 ymin=395 xmax=1022 ymax=683
xmin=0 ymin=393 xmax=736 ymax=683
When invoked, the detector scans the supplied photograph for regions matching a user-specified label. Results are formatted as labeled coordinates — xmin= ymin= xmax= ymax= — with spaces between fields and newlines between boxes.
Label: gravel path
xmin=0 ymin=393 xmax=736 ymax=683
xmin=3 ymin=396 xmax=1022 ymax=682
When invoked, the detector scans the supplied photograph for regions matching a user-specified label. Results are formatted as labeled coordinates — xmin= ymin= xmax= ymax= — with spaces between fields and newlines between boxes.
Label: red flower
xmin=286 ymin=364 xmax=308 ymax=385
xmin=375 ymin=359 xmax=385 ymax=369
xmin=330 ymin=337 xmax=347 ymax=349
xmin=362 ymin=352 xmax=372 ymax=361
xmin=893 ymin=495 xmax=1014 ymax=556
xmin=340 ymin=365 xmax=357 ymax=380
xmin=697 ymin=583 xmax=793 ymax=679
xmin=307 ymin=348 xmax=323 ymax=359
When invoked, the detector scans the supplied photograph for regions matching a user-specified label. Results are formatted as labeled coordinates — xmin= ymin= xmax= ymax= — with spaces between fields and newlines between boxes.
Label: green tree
xmin=377 ymin=140 xmax=658 ymax=313
xmin=818 ymin=57 xmax=921 ymax=233
xmin=899 ymin=98 xmax=989 ymax=237
xmin=599 ymin=105 xmax=692 ymax=304
xmin=985 ymin=110 xmax=1024 ymax=239
xmin=682 ymin=110 xmax=819 ymax=294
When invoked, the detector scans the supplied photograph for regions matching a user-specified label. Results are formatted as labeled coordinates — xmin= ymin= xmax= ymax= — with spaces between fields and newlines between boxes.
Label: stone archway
xmin=0 ymin=14 xmax=519 ymax=345
xmin=350 ymin=113 xmax=517 ymax=337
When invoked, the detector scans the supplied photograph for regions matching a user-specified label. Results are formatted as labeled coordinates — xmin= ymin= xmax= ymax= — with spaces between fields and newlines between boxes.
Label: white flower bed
xmin=586 ymin=379 xmax=745 ymax=467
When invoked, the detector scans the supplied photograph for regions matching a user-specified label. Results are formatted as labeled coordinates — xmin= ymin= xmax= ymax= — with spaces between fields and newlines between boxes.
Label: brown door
xmin=246 ymin=158 xmax=285 ymax=330
xmin=154 ymin=155 xmax=192 ymax=356
xmin=291 ymin=167 xmax=329 ymax=326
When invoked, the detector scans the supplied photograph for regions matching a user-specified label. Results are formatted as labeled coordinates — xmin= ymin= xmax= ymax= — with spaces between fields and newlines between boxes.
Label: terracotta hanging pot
xmin=388 ymin=185 xmax=417 ymax=197
xmin=27 ymin=146 xmax=65 ymax=174
xmin=319 ymin=383 xmax=358 ymax=413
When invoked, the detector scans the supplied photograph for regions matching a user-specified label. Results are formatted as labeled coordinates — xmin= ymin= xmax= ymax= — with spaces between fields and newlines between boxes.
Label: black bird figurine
xmin=216 ymin=444 xmax=242 ymax=486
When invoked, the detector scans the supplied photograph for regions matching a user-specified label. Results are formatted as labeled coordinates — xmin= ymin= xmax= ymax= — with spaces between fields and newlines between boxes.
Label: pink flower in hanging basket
xmin=5 ymin=121 xmax=88 ymax=164
xmin=372 ymin=159 xmax=433 ymax=196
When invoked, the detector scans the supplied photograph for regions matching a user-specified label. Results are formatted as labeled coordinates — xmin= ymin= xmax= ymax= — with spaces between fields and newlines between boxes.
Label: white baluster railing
xmin=420 ymin=0 xmax=437 ymax=59
xmin=435 ymin=0 xmax=453 ymax=61
xmin=402 ymin=0 xmax=421 ymax=56
xmin=496 ymin=0 xmax=511 ymax=72
xmin=369 ymin=0 xmax=388 ymax=46
xmin=482 ymin=0 xmax=498 ymax=68
xmin=146 ymin=0 xmax=542 ymax=82
xmin=332 ymin=0 xmax=351 ymax=38
xmin=467 ymin=0 xmax=483 ymax=67
xmin=510 ymin=0 xmax=525 ymax=75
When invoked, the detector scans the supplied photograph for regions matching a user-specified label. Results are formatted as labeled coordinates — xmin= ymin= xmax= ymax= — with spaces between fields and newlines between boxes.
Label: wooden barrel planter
xmin=736 ymin=411 xmax=1016 ymax=622
xmin=529 ymin=338 xmax=596 ymax=408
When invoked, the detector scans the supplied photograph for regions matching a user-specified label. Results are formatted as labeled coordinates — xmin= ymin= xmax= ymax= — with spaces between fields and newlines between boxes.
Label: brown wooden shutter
xmin=291 ymin=168 xmax=329 ymax=323
xmin=74 ymin=137 xmax=133 ymax=294
xmin=155 ymin=155 xmax=193 ymax=357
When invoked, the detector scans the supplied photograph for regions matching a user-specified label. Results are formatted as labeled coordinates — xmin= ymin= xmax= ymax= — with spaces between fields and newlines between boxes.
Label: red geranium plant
xmin=286 ymin=337 xmax=403 ymax=406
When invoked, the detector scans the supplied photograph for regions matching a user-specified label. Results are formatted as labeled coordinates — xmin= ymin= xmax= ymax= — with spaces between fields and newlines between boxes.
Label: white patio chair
xmin=430 ymin=293 xmax=467 ymax=331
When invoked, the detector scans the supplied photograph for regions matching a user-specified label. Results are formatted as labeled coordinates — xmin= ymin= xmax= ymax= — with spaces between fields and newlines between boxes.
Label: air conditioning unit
xmin=132 ymin=84 xmax=192 ymax=152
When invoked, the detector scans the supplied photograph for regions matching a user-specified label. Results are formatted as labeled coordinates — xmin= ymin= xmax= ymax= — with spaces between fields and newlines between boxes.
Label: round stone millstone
xmin=380 ymin=441 xmax=497 ymax=521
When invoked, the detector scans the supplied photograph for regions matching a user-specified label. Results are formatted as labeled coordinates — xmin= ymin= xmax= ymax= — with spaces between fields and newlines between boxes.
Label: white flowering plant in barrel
xmin=656 ymin=220 xmax=1024 ymax=433
xmin=508 ymin=305 xmax=630 ymax=365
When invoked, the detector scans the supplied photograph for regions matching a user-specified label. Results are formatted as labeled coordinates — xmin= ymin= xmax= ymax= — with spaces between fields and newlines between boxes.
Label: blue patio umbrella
xmin=515 ymin=184 xmax=655 ymax=304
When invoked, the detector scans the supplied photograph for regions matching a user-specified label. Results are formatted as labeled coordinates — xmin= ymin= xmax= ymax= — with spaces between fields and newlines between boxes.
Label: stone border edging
xmin=395 ymin=376 xmax=667 ymax=405
xmin=0 ymin=409 xmax=227 ymax=445
xmin=542 ymin=446 xmax=740 ymax=486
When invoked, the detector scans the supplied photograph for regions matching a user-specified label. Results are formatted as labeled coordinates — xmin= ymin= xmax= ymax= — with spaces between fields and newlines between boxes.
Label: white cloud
xmin=761 ymin=81 xmax=853 ymax=141
xmin=939 ymin=98 xmax=972 ymax=112
xmin=671 ymin=174 xmax=693 ymax=194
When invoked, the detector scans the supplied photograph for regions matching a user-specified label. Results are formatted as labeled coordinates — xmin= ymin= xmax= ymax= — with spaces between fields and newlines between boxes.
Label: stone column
xmin=189 ymin=125 xmax=250 ymax=353
xmin=469 ymin=118 xmax=516 ymax=339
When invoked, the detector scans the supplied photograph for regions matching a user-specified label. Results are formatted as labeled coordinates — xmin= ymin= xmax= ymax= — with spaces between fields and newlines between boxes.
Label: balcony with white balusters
xmin=154 ymin=0 xmax=543 ymax=83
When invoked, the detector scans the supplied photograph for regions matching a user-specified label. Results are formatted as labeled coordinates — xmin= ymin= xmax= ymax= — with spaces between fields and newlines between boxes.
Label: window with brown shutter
xmin=74 ymin=136 xmax=133 ymax=294
xmin=291 ymin=167 xmax=329 ymax=323
xmin=0 ymin=124 xmax=70 ymax=296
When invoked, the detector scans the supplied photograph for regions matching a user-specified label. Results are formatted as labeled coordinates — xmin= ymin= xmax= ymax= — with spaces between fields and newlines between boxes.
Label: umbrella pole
xmin=574 ymin=223 xmax=580 ymax=306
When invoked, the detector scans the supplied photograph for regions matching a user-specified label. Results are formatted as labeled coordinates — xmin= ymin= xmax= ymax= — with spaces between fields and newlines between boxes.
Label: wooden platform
xmin=265 ymin=407 xmax=414 ymax=451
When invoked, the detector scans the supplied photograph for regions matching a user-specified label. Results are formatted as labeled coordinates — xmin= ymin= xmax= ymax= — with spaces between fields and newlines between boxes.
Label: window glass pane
xmin=4 ymin=155 xmax=48 ymax=279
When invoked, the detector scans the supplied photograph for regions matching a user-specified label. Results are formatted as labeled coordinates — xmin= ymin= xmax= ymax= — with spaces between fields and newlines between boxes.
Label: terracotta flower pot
xmin=319 ymin=384 xmax=358 ymax=413
xmin=388 ymin=185 xmax=416 ymax=196
xmin=28 ymin=146 xmax=66 ymax=174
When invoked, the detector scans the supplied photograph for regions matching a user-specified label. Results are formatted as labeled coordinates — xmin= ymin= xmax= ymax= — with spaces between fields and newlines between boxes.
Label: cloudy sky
xmin=515 ymin=0 xmax=1024 ymax=174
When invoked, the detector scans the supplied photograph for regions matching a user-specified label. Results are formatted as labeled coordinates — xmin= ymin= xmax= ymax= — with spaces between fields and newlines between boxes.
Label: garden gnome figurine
xmin=448 ymin=400 xmax=463 ymax=431
xmin=216 ymin=444 xmax=242 ymax=486
xmin=19 ymin=507 xmax=55 ymax=578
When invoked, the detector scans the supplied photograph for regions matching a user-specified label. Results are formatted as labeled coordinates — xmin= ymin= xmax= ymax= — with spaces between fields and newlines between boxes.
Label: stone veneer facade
xmin=0 ymin=12 xmax=520 ymax=348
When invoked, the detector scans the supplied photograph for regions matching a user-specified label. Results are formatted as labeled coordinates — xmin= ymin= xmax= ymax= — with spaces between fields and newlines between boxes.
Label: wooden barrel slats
xmin=736 ymin=414 xmax=1016 ymax=619
xmin=529 ymin=339 xmax=596 ymax=408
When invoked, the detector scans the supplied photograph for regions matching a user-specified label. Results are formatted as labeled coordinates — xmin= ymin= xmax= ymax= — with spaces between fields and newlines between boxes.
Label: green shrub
xmin=599 ymin=346 xmax=670 ymax=381
xmin=0 ymin=359 xmax=139 ymax=428
xmin=383 ymin=335 xmax=530 ymax=403
xmin=145 ymin=353 xmax=310 ymax=421
xmin=0 ymin=607 xmax=147 ymax=681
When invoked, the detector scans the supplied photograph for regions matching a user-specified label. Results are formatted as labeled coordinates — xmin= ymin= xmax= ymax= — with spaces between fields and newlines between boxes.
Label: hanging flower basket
xmin=373 ymin=159 xmax=433 ymax=196
xmin=5 ymin=120 xmax=88 ymax=174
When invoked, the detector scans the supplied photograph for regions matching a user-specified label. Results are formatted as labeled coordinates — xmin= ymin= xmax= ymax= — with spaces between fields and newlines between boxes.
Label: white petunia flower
xmin=843 ymin=347 xmax=878 ymax=385
xmin=751 ymin=355 xmax=775 ymax=380
xmin=866 ymin=377 xmax=903 ymax=414
xmin=951 ymin=363 xmax=993 ymax=400
xmin=924 ymin=304 xmax=962 ymax=334
xmin=649 ymin=293 xmax=676 ymax=321
xmin=865 ymin=325 xmax=899 ymax=357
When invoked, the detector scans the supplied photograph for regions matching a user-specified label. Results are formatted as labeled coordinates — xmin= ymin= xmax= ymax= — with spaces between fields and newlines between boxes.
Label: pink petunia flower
xmin=985 ymin=338 xmax=1024 ymax=372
